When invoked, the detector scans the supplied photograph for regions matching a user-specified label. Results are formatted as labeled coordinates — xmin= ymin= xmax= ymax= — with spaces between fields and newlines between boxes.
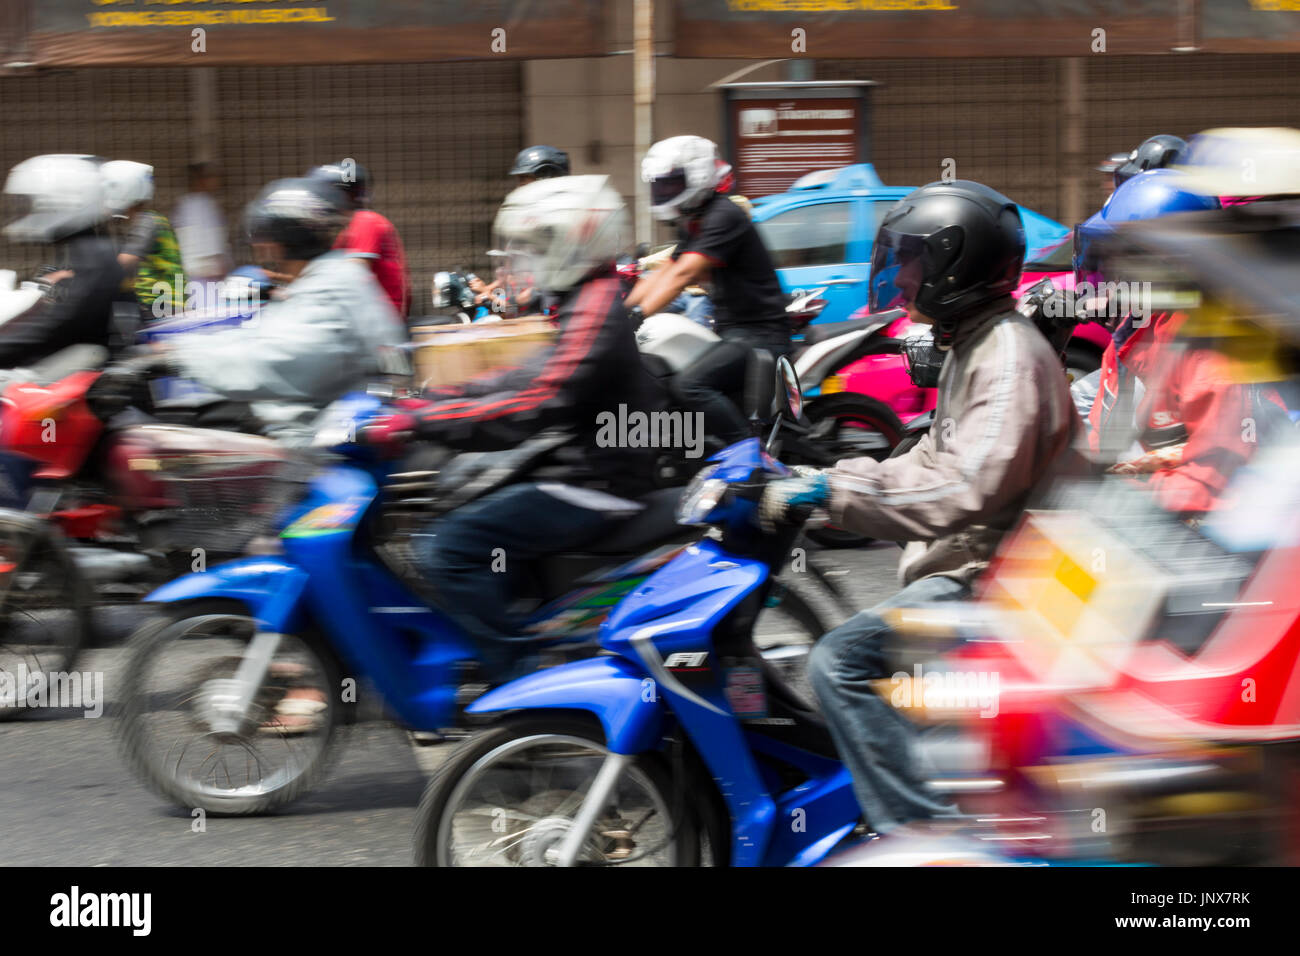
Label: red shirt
xmin=1088 ymin=311 xmax=1285 ymax=514
xmin=334 ymin=209 xmax=410 ymax=317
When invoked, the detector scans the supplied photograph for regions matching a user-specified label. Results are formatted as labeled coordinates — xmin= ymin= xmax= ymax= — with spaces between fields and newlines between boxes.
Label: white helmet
xmin=3 ymin=154 xmax=106 ymax=243
xmin=1172 ymin=127 xmax=1300 ymax=199
xmin=493 ymin=174 xmax=629 ymax=294
xmin=101 ymin=160 xmax=155 ymax=216
xmin=641 ymin=135 xmax=722 ymax=222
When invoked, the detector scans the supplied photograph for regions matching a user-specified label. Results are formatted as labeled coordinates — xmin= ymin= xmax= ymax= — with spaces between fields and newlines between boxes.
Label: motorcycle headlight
xmin=676 ymin=463 xmax=727 ymax=525
xmin=311 ymin=401 xmax=361 ymax=449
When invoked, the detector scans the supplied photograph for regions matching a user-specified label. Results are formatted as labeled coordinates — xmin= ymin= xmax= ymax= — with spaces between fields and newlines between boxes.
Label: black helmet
xmin=509 ymin=145 xmax=570 ymax=180
xmin=869 ymin=180 xmax=1025 ymax=347
xmin=307 ymin=161 xmax=371 ymax=208
xmin=1114 ymin=135 xmax=1186 ymax=188
xmin=244 ymin=177 xmax=348 ymax=260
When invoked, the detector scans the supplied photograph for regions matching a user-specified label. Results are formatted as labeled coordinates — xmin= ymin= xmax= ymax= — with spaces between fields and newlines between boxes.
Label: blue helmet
xmin=1074 ymin=169 xmax=1219 ymax=284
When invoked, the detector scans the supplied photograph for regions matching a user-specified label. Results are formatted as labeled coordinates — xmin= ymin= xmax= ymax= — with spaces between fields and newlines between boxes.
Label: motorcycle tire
xmin=117 ymin=600 xmax=347 ymax=815
xmin=0 ymin=516 xmax=93 ymax=721
xmin=414 ymin=713 xmax=699 ymax=867
xmin=794 ymin=394 xmax=905 ymax=549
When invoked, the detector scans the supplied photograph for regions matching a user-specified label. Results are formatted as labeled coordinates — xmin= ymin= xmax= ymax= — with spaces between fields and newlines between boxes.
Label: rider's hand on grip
xmin=758 ymin=467 xmax=830 ymax=533
xmin=358 ymin=412 xmax=418 ymax=456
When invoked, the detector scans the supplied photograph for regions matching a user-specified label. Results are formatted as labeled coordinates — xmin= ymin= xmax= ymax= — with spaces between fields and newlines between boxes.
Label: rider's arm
xmin=405 ymin=277 xmax=624 ymax=450
xmin=826 ymin=323 xmax=1076 ymax=542
xmin=170 ymin=262 xmax=399 ymax=403
xmin=0 ymin=251 xmax=123 ymax=368
xmin=625 ymin=253 xmax=710 ymax=316
xmin=1144 ymin=348 xmax=1271 ymax=514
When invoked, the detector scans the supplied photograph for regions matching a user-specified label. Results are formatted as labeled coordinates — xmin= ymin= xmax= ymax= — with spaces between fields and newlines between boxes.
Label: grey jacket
xmin=171 ymin=252 xmax=404 ymax=431
xmin=827 ymin=297 xmax=1081 ymax=586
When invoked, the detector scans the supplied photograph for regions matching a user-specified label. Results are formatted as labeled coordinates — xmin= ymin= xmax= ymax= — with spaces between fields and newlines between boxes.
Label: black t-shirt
xmin=674 ymin=193 xmax=789 ymax=341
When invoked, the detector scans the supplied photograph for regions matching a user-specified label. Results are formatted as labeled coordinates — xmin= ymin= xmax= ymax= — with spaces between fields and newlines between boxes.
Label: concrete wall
xmin=523 ymin=0 xmax=788 ymax=240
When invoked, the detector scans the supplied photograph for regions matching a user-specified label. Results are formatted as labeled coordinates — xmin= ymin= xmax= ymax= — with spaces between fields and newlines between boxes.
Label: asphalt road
xmin=1 ymin=540 xmax=901 ymax=867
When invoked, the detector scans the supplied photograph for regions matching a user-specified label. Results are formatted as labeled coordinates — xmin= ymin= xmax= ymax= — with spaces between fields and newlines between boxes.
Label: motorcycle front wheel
xmin=414 ymin=714 xmax=698 ymax=867
xmin=118 ymin=602 xmax=345 ymax=815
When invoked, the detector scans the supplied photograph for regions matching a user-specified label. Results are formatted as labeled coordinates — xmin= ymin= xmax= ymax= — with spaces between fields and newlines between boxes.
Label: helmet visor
xmin=648 ymin=170 xmax=689 ymax=209
xmin=868 ymin=228 xmax=928 ymax=312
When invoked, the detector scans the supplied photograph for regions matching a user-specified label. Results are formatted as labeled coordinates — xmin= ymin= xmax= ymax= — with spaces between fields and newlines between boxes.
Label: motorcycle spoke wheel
xmin=417 ymin=718 xmax=694 ymax=867
xmin=0 ymin=523 xmax=91 ymax=720
xmin=118 ymin=609 xmax=341 ymax=814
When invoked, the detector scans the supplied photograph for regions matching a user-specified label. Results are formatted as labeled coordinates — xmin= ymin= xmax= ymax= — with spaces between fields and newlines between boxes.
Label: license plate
xmin=821 ymin=374 xmax=845 ymax=394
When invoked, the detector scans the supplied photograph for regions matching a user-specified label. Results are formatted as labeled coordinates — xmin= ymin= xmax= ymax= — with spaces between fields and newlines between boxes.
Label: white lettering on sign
xmin=776 ymin=109 xmax=853 ymax=120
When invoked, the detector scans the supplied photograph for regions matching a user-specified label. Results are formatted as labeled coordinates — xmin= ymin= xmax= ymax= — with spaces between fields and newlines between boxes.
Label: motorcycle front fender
xmin=466 ymin=655 xmax=664 ymax=755
xmin=144 ymin=556 xmax=311 ymax=634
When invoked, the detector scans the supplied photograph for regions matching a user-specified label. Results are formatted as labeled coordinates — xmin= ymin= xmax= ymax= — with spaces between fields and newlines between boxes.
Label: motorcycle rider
xmin=100 ymin=159 xmax=186 ymax=318
xmin=509 ymin=145 xmax=570 ymax=186
xmin=1112 ymin=134 xmax=1186 ymax=188
xmin=360 ymin=175 xmax=666 ymax=681
xmin=147 ymin=176 xmax=404 ymax=438
xmin=759 ymin=181 xmax=1080 ymax=837
xmin=473 ymin=146 xmax=573 ymax=314
xmin=307 ymin=161 xmax=411 ymax=320
xmin=0 ymin=154 xmax=129 ymax=371
xmin=1078 ymin=138 xmax=1300 ymax=514
xmin=628 ymin=135 xmax=790 ymax=444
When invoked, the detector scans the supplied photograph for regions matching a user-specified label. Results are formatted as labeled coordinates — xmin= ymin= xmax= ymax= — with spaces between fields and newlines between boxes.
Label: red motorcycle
xmin=0 ymin=348 xmax=306 ymax=690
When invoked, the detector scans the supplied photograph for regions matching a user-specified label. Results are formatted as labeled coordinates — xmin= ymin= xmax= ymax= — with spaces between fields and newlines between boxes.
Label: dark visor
xmin=868 ymin=228 xmax=928 ymax=312
xmin=649 ymin=170 xmax=688 ymax=207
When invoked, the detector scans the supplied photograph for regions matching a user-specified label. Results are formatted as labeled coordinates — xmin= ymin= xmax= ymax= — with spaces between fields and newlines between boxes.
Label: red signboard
xmin=728 ymin=92 xmax=868 ymax=197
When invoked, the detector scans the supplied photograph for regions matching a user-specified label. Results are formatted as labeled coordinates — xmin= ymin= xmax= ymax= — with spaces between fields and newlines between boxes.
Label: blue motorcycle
xmin=116 ymin=390 xmax=841 ymax=815
xmin=412 ymin=358 xmax=871 ymax=867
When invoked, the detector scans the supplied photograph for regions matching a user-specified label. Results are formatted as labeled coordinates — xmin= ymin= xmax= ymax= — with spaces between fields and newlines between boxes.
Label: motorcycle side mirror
xmin=776 ymin=355 xmax=802 ymax=421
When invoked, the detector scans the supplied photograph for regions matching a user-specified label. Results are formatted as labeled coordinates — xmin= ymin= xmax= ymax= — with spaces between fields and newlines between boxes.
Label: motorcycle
xmin=0 ymin=346 xmax=305 ymax=595
xmin=632 ymin=285 xmax=886 ymax=491
xmin=829 ymin=204 xmax=1300 ymax=867
xmin=116 ymin=387 xmax=846 ymax=814
xmin=412 ymin=358 xmax=905 ymax=866
xmin=427 ymin=270 xmax=501 ymax=325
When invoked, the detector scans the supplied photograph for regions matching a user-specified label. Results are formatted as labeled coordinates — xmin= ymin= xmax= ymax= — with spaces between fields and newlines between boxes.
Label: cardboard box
xmin=409 ymin=317 xmax=557 ymax=390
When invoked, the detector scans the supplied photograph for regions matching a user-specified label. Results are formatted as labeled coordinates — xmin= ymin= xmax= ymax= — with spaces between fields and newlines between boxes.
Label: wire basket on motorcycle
xmin=901 ymin=333 xmax=945 ymax=389
xmin=147 ymin=452 xmax=315 ymax=554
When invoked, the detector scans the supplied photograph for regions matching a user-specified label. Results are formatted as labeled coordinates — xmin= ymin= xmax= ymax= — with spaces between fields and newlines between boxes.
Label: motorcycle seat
xmin=580 ymin=486 xmax=689 ymax=555
xmin=799 ymin=308 xmax=906 ymax=347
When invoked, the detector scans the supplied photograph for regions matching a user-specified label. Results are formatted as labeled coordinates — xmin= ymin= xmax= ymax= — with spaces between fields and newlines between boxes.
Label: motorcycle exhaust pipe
xmin=68 ymin=546 xmax=154 ymax=583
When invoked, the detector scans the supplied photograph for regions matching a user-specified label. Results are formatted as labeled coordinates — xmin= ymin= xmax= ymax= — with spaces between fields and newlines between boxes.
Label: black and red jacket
xmin=406 ymin=274 xmax=667 ymax=498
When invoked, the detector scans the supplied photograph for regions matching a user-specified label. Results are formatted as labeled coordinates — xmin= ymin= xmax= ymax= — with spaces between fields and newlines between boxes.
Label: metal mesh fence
xmin=0 ymin=61 xmax=524 ymax=310
xmin=817 ymin=54 xmax=1300 ymax=222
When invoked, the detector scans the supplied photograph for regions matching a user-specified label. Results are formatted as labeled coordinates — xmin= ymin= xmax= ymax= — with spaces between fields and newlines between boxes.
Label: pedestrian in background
xmin=173 ymin=161 xmax=231 ymax=310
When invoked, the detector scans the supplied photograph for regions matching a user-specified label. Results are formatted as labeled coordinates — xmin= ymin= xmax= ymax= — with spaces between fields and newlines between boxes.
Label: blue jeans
xmin=418 ymin=482 xmax=624 ymax=681
xmin=808 ymin=574 xmax=971 ymax=833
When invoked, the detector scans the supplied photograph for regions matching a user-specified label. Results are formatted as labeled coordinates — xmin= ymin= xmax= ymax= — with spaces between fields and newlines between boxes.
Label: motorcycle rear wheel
xmin=414 ymin=714 xmax=699 ymax=867
xmin=0 ymin=517 xmax=93 ymax=721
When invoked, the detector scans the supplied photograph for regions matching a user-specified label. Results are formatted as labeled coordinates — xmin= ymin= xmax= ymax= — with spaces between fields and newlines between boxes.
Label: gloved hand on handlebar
xmin=356 ymin=412 xmax=418 ymax=456
xmin=759 ymin=466 xmax=830 ymax=532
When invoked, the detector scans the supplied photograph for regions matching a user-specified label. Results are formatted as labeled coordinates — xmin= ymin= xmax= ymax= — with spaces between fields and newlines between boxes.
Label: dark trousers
xmin=418 ymin=482 xmax=625 ymax=681
xmin=674 ymin=326 xmax=789 ymax=444
xmin=807 ymin=574 xmax=971 ymax=833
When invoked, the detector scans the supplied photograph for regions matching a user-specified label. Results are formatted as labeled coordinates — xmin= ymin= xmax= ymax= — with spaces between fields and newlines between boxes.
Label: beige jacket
xmin=827 ymin=297 xmax=1081 ymax=586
